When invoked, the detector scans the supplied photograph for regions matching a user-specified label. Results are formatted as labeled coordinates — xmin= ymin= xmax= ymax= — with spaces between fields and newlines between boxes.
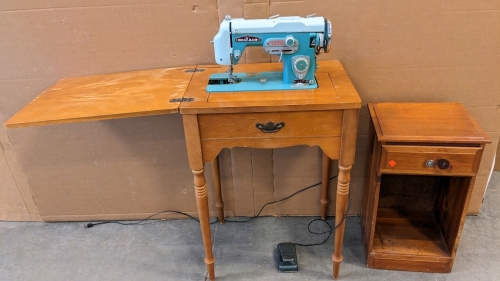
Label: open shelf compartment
xmin=367 ymin=174 xmax=471 ymax=272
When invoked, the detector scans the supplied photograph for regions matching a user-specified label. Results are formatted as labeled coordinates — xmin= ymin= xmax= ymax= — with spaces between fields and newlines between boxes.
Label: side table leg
xmin=332 ymin=108 xmax=359 ymax=279
xmin=211 ymin=156 xmax=225 ymax=224
xmin=321 ymin=152 xmax=331 ymax=220
xmin=192 ymin=168 xmax=216 ymax=280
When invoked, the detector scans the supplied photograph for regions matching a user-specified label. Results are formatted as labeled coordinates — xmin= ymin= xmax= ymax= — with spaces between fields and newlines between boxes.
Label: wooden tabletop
xmin=4 ymin=61 xmax=361 ymax=128
xmin=368 ymin=102 xmax=491 ymax=144
xmin=181 ymin=60 xmax=361 ymax=114
xmin=4 ymin=66 xmax=196 ymax=128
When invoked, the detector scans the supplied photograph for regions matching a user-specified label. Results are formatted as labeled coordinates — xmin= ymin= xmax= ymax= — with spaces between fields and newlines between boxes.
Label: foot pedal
xmin=277 ymin=242 xmax=298 ymax=273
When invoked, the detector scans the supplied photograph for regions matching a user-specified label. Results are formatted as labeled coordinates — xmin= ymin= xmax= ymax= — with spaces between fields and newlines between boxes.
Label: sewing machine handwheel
xmin=324 ymin=39 xmax=331 ymax=53
xmin=324 ymin=18 xmax=332 ymax=53
xmin=256 ymin=122 xmax=285 ymax=133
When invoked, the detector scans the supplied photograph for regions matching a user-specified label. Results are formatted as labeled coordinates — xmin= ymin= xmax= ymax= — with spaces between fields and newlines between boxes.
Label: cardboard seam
xmin=0 ymin=3 xmax=168 ymax=13
xmin=468 ymin=105 xmax=500 ymax=109
xmin=0 ymin=78 xmax=54 ymax=82
xmin=271 ymin=0 xmax=305 ymax=3
xmin=349 ymin=64 xmax=500 ymax=71
xmin=438 ymin=10 xmax=500 ymax=14
xmin=243 ymin=0 xmax=270 ymax=6
xmin=227 ymin=148 xmax=236 ymax=215
xmin=229 ymin=149 xmax=239 ymax=216
xmin=90 ymin=123 xmax=107 ymax=213
xmin=243 ymin=0 xmax=270 ymax=63
xmin=271 ymin=148 xmax=276 ymax=214
xmin=251 ymin=149 xmax=256 ymax=215
xmin=0 ymin=204 xmax=31 ymax=212
xmin=0 ymin=139 xmax=33 ymax=220
xmin=215 ymin=0 xmax=222 ymax=28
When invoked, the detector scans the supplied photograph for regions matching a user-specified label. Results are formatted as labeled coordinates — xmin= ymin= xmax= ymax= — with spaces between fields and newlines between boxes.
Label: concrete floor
xmin=1 ymin=172 xmax=499 ymax=281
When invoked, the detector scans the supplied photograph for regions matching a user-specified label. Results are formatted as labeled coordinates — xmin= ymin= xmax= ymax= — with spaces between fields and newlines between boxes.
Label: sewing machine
xmin=207 ymin=15 xmax=332 ymax=92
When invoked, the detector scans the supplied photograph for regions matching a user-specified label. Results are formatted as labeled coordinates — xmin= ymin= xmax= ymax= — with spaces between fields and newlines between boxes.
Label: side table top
xmin=368 ymin=102 xmax=490 ymax=144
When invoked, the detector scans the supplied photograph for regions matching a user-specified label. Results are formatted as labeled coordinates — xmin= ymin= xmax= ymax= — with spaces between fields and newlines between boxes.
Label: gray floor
xmin=1 ymin=172 xmax=499 ymax=281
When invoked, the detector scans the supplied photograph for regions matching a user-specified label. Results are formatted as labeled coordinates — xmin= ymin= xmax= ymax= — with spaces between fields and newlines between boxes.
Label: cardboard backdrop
xmin=1 ymin=1 xmax=499 ymax=221
xmin=496 ymin=145 xmax=500 ymax=172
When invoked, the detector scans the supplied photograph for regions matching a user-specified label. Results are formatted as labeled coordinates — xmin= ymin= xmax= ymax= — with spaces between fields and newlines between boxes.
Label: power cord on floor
xmin=223 ymin=175 xmax=350 ymax=247
xmin=295 ymin=191 xmax=351 ymax=247
xmin=224 ymin=176 xmax=337 ymax=224
xmin=83 ymin=176 xmax=351 ymax=247
xmin=84 ymin=210 xmax=219 ymax=228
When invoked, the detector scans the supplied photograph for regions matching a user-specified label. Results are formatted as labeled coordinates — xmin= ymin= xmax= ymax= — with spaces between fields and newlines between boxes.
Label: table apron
xmin=201 ymin=136 xmax=341 ymax=163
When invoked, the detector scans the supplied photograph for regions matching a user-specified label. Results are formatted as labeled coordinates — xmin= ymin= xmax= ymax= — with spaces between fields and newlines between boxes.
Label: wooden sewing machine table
xmin=5 ymin=60 xmax=361 ymax=279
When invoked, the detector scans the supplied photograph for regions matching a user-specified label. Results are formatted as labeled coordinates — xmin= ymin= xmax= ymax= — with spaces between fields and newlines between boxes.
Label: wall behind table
xmin=1 ymin=1 xmax=498 ymax=221
xmin=495 ymin=145 xmax=500 ymax=172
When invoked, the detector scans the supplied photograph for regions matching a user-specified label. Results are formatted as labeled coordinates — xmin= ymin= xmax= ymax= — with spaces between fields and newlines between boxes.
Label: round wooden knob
xmin=437 ymin=159 xmax=450 ymax=170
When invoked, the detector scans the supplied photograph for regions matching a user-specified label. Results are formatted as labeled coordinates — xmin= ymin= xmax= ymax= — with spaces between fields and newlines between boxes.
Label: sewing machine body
xmin=207 ymin=15 xmax=331 ymax=92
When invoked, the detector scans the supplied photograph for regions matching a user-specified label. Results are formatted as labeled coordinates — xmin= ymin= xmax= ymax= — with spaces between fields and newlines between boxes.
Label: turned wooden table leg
xmin=332 ymin=108 xmax=359 ymax=279
xmin=321 ymin=152 xmax=331 ymax=220
xmin=211 ymin=156 xmax=225 ymax=224
xmin=192 ymin=168 xmax=215 ymax=280
xmin=183 ymin=114 xmax=216 ymax=280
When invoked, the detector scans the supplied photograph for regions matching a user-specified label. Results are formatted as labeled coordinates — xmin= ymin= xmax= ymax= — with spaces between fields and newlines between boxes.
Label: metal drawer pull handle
xmin=256 ymin=122 xmax=285 ymax=133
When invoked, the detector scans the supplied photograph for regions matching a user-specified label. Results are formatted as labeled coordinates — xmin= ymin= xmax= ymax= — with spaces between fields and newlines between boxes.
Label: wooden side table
xmin=361 ymin=103 xmax=490 ymax=272
xmin=180 ymin=61 xmax=361 ymax=279
xmin=4 ymin=60 xmax=361 ymax=280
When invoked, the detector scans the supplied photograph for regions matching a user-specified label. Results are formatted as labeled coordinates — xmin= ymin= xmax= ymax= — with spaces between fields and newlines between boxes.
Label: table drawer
xmin=198 ymin=111 xmax=343 ymax=139
xmin=380 ymin=145 xmax=482 ymax=176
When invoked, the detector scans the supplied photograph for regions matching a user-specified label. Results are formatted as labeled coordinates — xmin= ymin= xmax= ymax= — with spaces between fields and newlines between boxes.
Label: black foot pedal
xmin=277 ymin=242 xmax=298 ymax=273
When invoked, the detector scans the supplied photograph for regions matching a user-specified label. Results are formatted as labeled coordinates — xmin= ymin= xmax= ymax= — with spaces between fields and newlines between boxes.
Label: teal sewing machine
xmin=207 ymin=15 xmax=332 ymax=92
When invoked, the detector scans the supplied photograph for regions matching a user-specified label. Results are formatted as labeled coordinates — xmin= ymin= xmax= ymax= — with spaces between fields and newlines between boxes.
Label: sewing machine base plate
xmin=206 ymin=71 xmax=317 ymax=93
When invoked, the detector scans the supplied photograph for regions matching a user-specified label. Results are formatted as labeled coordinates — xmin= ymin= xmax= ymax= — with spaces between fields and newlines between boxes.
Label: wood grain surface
xmin=380 ymin=145 xmax=481 ymax=176
xmin=373 ymin=208 xmax=450 ymax=257
xmin=180 ymin=60 xmax=361 ymax=114
xmin=363 ymin=102 xmax=490 ymax=273
xmin=369 ymin=103 xmax=490 ymax=144
xmin=4 ymin=66 xmax=196 ymax=128
xmin=181 ymin=61 xmax=361 ymax=280
xmin=198 ymin=111 xmax=343 ymax=139
xmin=5 ymin=60 xmax=361 ymax=280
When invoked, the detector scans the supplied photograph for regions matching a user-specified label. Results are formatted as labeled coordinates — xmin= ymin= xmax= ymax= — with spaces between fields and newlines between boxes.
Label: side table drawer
xmin=380 ymin=145 xmax=482 ymax=176
xmin=198 ymin=111 xmax=343 ymax=139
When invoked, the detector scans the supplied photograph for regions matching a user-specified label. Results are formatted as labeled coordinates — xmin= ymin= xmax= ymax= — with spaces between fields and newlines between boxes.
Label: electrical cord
xmin=223 ymin=175 xmax=351 ymax=247
xmin=223 ymin=176 xmax=337 ymax=224
xmin=295 ymin=191 xmax=351 ymax=247
xmin=83 ymin=175 xmax=351 ymax=247
xmin=84 ymin=210 xmax=219 ymax=228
